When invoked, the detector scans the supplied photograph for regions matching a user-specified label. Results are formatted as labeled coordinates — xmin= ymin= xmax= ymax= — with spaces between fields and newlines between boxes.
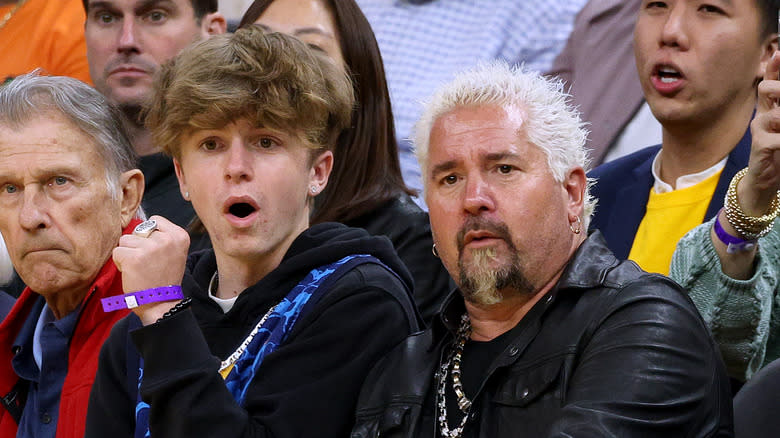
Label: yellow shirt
xmin=628 ymin=169 xmax=723 ymax=275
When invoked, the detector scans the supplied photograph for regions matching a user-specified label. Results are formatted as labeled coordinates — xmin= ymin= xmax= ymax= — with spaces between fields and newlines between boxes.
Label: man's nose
xmin=118 ymin=19 xmax=140 ymax=53
xmin=18 ymin=188 xmax=49 ymax=231
xmin=659 ymin=6 xmax=690 ymax=50
xmin=462 ymin=174 xmax=496 ymax=216
xmin=224 ymin=142 xmax=254 ymax=183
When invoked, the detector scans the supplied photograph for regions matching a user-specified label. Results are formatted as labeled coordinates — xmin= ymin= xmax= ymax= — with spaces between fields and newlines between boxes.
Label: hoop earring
xmin=431 ymin=243 xmax=439 ymax=257
xmin=569 ymin=216 xmax=582 ymax=235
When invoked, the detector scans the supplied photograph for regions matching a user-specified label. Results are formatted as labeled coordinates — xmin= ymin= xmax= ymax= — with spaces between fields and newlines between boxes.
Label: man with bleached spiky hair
xmin=352 ymin=63 xmax=733 ymax=438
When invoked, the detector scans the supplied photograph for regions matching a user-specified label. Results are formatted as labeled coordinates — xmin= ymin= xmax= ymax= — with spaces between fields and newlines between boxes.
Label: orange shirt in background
xmin=0 ymin=0 xmax=91 ymax=84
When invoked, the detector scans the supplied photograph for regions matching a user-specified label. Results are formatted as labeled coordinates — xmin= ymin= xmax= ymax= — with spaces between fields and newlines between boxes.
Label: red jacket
xmin=0 ymin=219 xmax=139 ymax=438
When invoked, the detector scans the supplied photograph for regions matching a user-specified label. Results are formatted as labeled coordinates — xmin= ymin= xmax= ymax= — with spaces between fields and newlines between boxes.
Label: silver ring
xmin=133 ymin=219 xmax=158 ymax=238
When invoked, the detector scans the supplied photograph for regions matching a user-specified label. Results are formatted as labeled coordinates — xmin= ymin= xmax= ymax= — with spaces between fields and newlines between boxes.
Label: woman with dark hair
xmin=238 ymin=0 xmax=451 ymax=324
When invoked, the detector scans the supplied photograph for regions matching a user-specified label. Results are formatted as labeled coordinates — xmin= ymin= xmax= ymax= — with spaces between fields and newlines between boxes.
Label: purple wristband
xmin=714 ymin=211 xmax=757 ymax=254
xmin=101 ymin=286 xmax=184 ymax=312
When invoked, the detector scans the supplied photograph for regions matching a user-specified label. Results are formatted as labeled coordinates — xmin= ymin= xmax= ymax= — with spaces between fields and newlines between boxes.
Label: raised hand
xmin=112 ymin=215 xmax=190 ymax=324
xmin=745 ymin=51 xmax=780 ymax=215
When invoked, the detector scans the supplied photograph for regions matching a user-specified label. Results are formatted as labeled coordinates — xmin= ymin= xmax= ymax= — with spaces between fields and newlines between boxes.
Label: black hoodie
xmin=85 ymin=223 xmax=421 ymax=438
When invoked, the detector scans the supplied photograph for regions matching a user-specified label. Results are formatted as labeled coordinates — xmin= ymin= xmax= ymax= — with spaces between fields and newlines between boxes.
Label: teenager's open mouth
xmin=228 ymin=202 xmax=257 ymax=218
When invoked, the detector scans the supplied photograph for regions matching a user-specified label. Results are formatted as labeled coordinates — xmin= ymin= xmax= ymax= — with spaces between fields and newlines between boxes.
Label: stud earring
xmin=310 ymin=185 xmax=318 ymax=195
xmin=184 ymin=191 xmax=190 ymax=200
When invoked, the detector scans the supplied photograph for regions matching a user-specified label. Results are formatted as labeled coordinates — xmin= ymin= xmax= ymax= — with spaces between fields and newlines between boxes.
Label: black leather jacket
xmin=352 ymin=232 xmax=733 ymax=437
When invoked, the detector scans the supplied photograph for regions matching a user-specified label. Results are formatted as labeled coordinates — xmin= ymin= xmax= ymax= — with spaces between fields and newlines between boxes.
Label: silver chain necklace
xmin=218 ymin=302 xmax=278 ymax=373
xmin=437 ymin=313 xmax=472 ymax=438
xmin=210 ymin=271 xmax=279 ymax=374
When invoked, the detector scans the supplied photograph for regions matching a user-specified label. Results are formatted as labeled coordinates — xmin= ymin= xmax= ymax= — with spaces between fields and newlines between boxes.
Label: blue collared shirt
xmin=356 ymin=0 xmax=588 ymax=205
xmin=12 ymin=296 xmax=82 ymax=438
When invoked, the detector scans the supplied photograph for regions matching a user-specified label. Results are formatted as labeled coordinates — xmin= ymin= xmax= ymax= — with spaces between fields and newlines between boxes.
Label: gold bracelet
xmin=723 ymin=168 xmax=780 ymax=240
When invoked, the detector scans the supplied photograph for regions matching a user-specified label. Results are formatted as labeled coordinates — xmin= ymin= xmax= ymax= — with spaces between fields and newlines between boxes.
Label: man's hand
xmin=113 ymin=215 xmax=190 ymax=325
xmin=713 ymin=51 xmax=780 ymax=280
xmin=745 ymin=51 xmax=780 ymax=215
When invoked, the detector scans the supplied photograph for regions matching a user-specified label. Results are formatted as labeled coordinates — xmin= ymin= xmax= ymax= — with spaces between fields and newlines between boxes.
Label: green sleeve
xmin=670 ymin=218 xmax=780 ymax=381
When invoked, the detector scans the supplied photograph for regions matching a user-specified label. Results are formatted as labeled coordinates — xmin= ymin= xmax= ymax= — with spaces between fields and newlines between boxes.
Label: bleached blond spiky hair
xmin=413 ymin=61 xmax=597 ymax=228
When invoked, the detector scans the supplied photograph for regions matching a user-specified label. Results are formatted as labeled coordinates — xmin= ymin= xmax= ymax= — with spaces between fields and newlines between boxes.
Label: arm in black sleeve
xmin=85 ymin=316 xmax=141 ymax=438
xmin=549 ymin=276 xmax=732 ymax=437
xmin=132 ymin=265 xmax=415 ymax=438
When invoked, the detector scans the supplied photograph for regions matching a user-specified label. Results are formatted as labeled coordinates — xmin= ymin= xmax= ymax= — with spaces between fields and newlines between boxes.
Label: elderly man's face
xmin=425 ymin=104 xmax=578 ymax=305
xmin=0 ymin=114 xmax=133 ymax=309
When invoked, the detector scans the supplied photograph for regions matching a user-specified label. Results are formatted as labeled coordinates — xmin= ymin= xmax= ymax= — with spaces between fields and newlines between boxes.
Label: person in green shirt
xmin=671 ymin=49 xmax=780 ymax=388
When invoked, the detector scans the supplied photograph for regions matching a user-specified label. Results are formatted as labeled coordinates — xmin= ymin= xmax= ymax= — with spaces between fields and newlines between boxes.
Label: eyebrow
xmin=0 ymin=166 xmax=81 ymax=185
xmin=430 ymin=160 xmax=458 ymax=177
xmin=253 ymin=23 xmax=335 ymax=39
xmin=87 ymin=1 xmax=115 ymax=13
xmin=430 ymin=151 xmax=521 ymax=175
xmin=87 ymin=0 xmax=176 ymax=14
xmin=484 ymin=152 xmax=520 ymax=163
xmin=701 ymin=0 xmax=734 ymax=9
xmin=135 ymin=0 xmax=177 ymax=15
xmin=293 ymin=27 xmax=336 ymax=39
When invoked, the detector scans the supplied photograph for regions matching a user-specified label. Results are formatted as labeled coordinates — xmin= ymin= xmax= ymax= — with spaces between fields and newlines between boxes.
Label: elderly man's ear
xmin=119 ymin=170 xmax=145 ymax=228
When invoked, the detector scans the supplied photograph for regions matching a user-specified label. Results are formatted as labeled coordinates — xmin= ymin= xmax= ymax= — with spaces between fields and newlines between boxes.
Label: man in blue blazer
xmin=589 ymin=0 xmax=777 ymax=273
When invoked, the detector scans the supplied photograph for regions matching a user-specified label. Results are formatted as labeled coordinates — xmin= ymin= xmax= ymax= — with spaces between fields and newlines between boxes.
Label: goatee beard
xmin=456 ymin=219 xmax=533 ymax=306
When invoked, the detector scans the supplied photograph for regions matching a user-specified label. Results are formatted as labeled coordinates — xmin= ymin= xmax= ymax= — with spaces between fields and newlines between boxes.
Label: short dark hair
xmin=82 ymin=0 xmax=217 ymax=19
xmin=239 ymin=0 xmax=414 ymax=224
xmin=190 ymin=0 xmax=218 ymax=18
xmin=757 ymin=0 xmax=780 ymax=37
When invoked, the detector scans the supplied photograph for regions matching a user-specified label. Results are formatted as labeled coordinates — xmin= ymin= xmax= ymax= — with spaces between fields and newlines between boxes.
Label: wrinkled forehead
xmin=0 ymin=116 xmax=106 ymax=172
xmin=427 ymin=104 xmax=530 ymax=162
